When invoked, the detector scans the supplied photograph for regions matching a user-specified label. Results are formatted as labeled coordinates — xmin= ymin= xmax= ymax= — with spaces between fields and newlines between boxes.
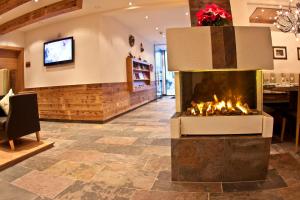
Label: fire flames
xmin=187 ymin=94 xmax=253 ymax=116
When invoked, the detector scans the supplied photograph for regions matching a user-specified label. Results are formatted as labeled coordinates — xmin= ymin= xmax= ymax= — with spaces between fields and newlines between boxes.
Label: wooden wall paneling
xmin=0 ymin=0 xmax=83 ymax=35
xmin=188 ymin=0 xmax=233 ymax=27
xmin=0 ymin=0 xmax=32 ymax=15
xmin=28 ymin=82 xmax=157 ymax=122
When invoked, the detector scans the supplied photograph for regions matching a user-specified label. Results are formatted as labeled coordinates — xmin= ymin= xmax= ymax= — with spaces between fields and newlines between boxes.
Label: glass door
xmin=155 ymin=50 xmax=163 ymax=97
xmin=155 ymin=45 xmax=175 ymax=96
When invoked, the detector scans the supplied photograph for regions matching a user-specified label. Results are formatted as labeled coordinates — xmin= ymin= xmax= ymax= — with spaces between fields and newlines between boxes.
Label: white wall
xmin=230 ymin=0 xmax=250 ymax=26
xmin=24 ymin=13 xmax=154 ymax=88
xmin=271 ymin=31 xmax=300 ymax=73
xmin=0 ymin=31 xmax=25 ymax=47
xmin=230 ymin=0 xmax=300 ymax=73
xmin=98 ymin=16 xmax=154 ymax=83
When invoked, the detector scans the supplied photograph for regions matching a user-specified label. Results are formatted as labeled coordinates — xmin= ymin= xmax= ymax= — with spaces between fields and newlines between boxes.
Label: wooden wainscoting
xmin=28 ymin=82 xmax=156 ymax=122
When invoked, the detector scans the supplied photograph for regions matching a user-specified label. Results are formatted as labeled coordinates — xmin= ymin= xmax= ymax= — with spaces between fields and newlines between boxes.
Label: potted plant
xmin=196 ymin=4 xmax=232 ymax=26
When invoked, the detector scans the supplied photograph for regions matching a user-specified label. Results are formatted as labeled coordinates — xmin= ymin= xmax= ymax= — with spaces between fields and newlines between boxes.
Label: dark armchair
xmin=0 ymin=93 xmax=41 ymax=150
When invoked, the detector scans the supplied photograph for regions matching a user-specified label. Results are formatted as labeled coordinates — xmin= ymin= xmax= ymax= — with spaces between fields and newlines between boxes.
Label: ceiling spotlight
xmin=129 ymin=2 xmax=132 ymax=6
xmin=145 ymin=16 xmax=149 ymax=20
xmin=155 ymin=27 xmax=159 ymax=31
xmin=185 ymin=12 xmax=189 ymax=16
xmin=261 ymin=9 xmax=265 ymax=12
xmin=34 ymin=0 xmax=39 ymax=2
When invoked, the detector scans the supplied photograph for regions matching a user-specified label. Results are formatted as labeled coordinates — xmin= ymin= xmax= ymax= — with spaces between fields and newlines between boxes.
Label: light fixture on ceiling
xmin=33 ymin=0 xmax=39 ymax=2
xmin=155 ymin=27 xmax=159 ymax=31
xmin=145 ymin=16 xmax=149 ymax=20
xmin=126 ymin=6 xmax=140 ymax=10
xmin=274 ymin=0 xmax=300 ymax=40
xmin=126 ymin=1 xmax=140 ymax=10
xmin=185 ymin=12 xmax=189 ymax=16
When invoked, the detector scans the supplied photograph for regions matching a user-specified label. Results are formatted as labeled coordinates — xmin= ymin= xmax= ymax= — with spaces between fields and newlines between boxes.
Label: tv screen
xmin=44 ymin=37 xmax=74 ymax=66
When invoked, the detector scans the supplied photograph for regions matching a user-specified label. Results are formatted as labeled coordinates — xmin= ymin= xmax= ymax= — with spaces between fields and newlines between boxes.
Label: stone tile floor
xmin=0 ymin=97 xmax=300 ymax=199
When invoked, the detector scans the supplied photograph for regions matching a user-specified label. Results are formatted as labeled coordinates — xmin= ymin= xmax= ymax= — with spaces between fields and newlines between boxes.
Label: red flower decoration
xmin=196 ymin=3 xmax=232 ymax=26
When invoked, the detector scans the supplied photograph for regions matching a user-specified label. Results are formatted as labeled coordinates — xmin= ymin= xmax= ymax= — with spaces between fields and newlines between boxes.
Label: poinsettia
xmin=196 ymin=3 xmax=232 ymax=26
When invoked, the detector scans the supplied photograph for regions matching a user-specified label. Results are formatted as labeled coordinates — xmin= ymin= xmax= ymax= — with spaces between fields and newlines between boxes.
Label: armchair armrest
xmin=5 ymin=93 xmax=40 ymax=140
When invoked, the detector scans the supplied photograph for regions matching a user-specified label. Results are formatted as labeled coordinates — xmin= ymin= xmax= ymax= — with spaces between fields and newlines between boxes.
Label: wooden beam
xmin=0 ymin=0 xmax=32 ymax=15
xmin=0 ymin=0 xmax=83 ymax=35
xmin=249 ymin=7 xmax=280 ymax=24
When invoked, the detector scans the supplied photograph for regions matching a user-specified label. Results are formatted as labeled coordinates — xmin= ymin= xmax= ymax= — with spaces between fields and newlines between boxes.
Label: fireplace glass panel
xmin=181 ymin=71 xmax=258 ymax=115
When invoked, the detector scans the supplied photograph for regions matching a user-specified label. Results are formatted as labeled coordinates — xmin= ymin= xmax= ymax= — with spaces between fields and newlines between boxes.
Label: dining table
xmin=263 ymin=83 xmax=299 ymax=151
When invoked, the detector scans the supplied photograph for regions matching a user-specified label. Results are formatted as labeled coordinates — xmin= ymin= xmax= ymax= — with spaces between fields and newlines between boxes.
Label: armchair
xmin=0 ymin=93 xmax=41 ymax=150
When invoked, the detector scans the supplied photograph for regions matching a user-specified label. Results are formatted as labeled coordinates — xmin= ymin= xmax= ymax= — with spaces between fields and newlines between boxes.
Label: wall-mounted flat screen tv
xmin=44 ymin=37 xmax=74 ymax=66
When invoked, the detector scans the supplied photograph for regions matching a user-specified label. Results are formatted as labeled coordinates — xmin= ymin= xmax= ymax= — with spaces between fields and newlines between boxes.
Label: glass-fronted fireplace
xmin=181 ymin=70 xmax=259 ymax=116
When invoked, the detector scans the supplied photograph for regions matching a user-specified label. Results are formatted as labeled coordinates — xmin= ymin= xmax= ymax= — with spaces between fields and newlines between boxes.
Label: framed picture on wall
xmin=297 ymin=48 xmax=300 ymax=60
xmin=273 ymin=46 xmax=287 ymax=60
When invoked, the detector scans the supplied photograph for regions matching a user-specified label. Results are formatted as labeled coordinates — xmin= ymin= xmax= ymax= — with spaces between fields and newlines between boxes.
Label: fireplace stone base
xmin=171 ymin=135 xmax=271 ymax=182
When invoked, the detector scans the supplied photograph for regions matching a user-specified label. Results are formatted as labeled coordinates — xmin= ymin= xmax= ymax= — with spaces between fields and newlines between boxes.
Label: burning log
xmin=186 ymin=94 xmax=255 ymax=116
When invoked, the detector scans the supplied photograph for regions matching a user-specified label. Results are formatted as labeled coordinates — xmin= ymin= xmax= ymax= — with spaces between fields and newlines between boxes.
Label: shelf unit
xmin=126 ymin=57 xmax=152 ymax=92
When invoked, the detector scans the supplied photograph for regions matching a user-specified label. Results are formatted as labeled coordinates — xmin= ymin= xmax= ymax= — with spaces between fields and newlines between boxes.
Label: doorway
xmin=155 ymin=44 xmax=175 ymax=97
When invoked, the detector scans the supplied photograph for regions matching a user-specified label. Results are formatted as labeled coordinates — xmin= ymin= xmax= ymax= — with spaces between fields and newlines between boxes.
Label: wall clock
xmin=129 ymin=35 xmax=135 ymax=47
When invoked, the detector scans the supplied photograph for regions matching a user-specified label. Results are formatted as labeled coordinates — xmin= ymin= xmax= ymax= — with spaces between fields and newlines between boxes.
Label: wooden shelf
xmin=134 ymin=79 xmax=150 ymax=81
xmin=126 ymin=57 xmax=152 ymax=93
xmin=133 ymin=69 xmax=150 ymax=72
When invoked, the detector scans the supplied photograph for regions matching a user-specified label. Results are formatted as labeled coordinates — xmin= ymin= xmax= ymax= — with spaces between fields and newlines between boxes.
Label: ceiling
xmin=0 ymin=0 xmax=189 ymax=44
xmin=0 ymin=0 xmax=292 ymax=44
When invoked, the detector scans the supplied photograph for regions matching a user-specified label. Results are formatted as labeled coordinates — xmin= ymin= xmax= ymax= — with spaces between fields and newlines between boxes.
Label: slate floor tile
xmin=12 ymin=170 xmax=74 ymax=199
xmin=269 ymin=153 xmax=300 ymax=186
xmin=96 ymin=136 xmax=138 ymax=145
xmin=56 ymin=150 xmax=104 ymax=163
xmin=142 ymin=146 xmax=171 ymax=156
xmin=45 ymin=160 xmax=102 ymax=182
xmin=0 ymin=164 xmax=32 ymax=182
xmin=132 ymin=138 xmax=154 ymax=146
xmin=222 ymin=169 xmax=288 ymax=192
xmin=210 ymin=191 xmax=284 ymax=200
xmin=151 ymin=138 xmax=171 ymax=146
xmin=56 ymin=181 xmax=135 ymax=200
xmin=0 ymin=180 xmax=37 ymax=200
xmin=131 ymin=190 xmax=208 ymax=200
xmin=21 ymin=155 xmax=60 ymax=171
xmin=151 ymin=180 xmax=222 ymax=193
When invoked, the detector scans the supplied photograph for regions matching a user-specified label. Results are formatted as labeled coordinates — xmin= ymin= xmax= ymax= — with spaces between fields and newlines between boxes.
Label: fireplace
xmin=167 ymin=26 xmax=274 ymax=182
xmin=182 ymin=70 xmax=258 ymax=116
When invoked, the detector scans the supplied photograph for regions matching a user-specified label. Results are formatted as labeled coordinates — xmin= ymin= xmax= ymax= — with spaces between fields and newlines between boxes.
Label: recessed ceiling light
xmin=261 ymin=9 xmax=265 ymax=12
xmin=145 ymin=16 xmax=149 ymax=20
xmin=129 ymin=2 xmax=132 ymax=6
xmin=185 ymin=12 xmax=189 ymax=16
xmin=155 ymin=27 xmax=159 ymax=30
xmin=34 ymin=0 xmax=39 ymax=2
xmin=126 ymin=6 xmax=140 ymax=10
